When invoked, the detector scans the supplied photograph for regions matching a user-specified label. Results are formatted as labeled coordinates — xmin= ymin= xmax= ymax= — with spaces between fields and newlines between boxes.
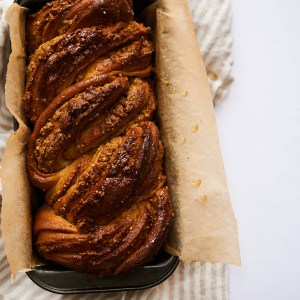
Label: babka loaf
xmin=24 ymin=0 xmax=173 ymax=276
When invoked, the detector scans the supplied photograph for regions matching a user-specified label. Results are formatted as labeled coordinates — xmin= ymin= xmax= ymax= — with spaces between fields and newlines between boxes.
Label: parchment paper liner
xmin=1 ymin=0 xmax=240 ymax=279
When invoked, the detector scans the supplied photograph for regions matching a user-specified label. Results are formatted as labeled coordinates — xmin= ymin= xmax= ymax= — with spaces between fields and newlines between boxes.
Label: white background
xmin=216 ymin=0 xmax=300 ymax=299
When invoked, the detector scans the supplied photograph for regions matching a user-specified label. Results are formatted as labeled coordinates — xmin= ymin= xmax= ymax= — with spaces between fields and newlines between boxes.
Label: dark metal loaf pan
xmin=14 ymin=0 xmax=179 ymax=294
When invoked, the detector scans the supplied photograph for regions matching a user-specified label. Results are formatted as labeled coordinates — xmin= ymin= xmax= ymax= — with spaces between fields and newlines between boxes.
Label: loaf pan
xmin=27 ymin=252 xmax=179 ymax=294
xmin=13 ymin=0 xmax=179 ymax=294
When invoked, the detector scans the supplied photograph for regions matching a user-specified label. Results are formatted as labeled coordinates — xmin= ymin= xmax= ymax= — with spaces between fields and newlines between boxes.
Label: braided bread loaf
xmin=24 ymin=0 xmax=173 ymax=276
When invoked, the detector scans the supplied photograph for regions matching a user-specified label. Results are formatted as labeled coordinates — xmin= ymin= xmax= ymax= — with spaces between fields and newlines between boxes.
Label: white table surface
xmin=216 ymin=0 xmax=300 ymax=299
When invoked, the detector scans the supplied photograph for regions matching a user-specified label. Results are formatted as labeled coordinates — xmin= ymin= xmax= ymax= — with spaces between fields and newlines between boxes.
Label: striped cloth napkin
xmin=0 ymin=0 xmax=233 ymax=299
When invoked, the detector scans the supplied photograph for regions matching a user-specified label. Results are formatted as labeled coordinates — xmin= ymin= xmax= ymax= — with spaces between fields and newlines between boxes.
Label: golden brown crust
xmin=80 ymin=37 xmax=154 ymax=80
xmin=23 ymin=21 xmax=152 ymax=124
xmin=34 ymin=187 xmax=172 ymax=275
xmin=43 ymin=122 xmax=166 ymax=230
xmin=26 ymin=0 xmax=134 ymax=55
xmin=27 ymin=76 xmax=156 ymax=177
xmin=26 ymin=1 xmax=173 ymax=275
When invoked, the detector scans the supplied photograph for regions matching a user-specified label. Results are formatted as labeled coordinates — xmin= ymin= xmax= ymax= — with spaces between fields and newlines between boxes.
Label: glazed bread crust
xmin=26 ymin=0 xmax=134 ymax=55
xmin=24 ymin=21 xmax=151 ymax=124
xmin=25 ymin=0 xmax=173 ymax=275
xmin=34 ymin=187 xmax=172 ymax=275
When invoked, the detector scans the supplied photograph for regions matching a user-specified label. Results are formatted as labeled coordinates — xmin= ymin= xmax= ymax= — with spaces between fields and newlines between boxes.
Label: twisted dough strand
xmin=24 ymin=21 xmax=152 ymax=124
xmin=34 ymin=187 xmax=172 ymax=275
xmin=26 ymin=0 xmax=134 ymax=55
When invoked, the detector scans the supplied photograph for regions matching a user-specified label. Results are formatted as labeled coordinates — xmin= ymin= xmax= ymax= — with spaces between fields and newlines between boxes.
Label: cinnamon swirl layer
xmin=23 ymin=21 xmax=151 ymax=123
xmin=26 ymin=0 xmax=134 ymax=55
xmin=27 ymin=75 xmax=156 ymax=182
xmin=34 ymin=187 xmax=173 ymax=275
xmin=29 ymin=121 xmax=165 ymax=230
